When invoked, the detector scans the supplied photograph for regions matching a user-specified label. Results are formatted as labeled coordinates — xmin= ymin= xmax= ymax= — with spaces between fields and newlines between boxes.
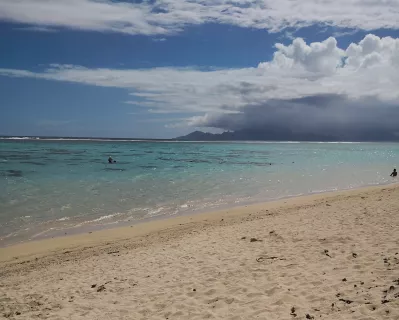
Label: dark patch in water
xmin=0 ymin=150 xmax=34 ymax=156
xmin=218 ymin=154 xmax=242 ymax=158
xmin=157 ymin=157 xmax=210 ymax=163
xmin=3 ymin=155 xmax=33 ymax=161
xmin=1 ymin=170 xmax=23 ymax=177
xmin=103 ymin=151 xmax=123 ymax=154
xmin=180 ymin=152 xmax=202 ymax=155
xmin=185 ymin=159 xmax=210 ymax=163
xmin=227 ymin=161 xmax=273 ymax=166
xmin=104 ymin=168 xmax=127 ymax=172
xmin=20 ymin=161 xmax=46 ymax=166
xmin=159 ymin=152 xmax=176 ymax=155
xmin=46 ymin=148 xmax=86 ymax=155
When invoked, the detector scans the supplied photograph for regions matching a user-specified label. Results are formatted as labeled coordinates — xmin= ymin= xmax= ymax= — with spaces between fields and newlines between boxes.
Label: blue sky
xmin=0 ymin=0 xmax=399 ymax=139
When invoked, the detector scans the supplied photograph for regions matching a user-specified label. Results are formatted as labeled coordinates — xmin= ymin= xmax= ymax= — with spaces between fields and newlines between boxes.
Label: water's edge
xmin=2 ymin=180 xmax=396 ymax=248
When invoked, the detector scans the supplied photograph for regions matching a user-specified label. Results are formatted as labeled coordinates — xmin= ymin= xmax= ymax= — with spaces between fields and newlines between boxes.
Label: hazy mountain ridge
xmin=175 ymin=128 xmax=399 ymax=142
xmin=175 ymin=130 xmax=340 ymax=142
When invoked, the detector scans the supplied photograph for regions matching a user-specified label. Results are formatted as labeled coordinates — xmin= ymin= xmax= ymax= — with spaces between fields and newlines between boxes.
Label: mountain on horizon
xmin=175 ymin=130 xmax=341 ymax=142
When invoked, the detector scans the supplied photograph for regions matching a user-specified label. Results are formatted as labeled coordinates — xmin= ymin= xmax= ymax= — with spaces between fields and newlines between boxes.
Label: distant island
xmin=175 ymin=129 xmax=399 ymax=142
xmin=175 ymin=130 xmax=340 ymax=142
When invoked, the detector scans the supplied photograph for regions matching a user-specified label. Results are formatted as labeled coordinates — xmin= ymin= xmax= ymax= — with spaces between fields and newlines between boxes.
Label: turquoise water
xmin=1 ymin=139 xmax=398 ymax=246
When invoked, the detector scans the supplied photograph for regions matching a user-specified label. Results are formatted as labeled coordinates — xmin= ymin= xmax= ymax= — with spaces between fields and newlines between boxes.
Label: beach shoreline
xmin=0 ymin=182 xmax=397 ymax=263
xmin=1 ymin=183 xmax=398 ymax=319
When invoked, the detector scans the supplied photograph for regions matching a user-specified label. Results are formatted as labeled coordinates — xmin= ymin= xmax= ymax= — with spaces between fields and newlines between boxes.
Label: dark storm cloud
xmin=199 ymin=94 xmax=399 ymax=141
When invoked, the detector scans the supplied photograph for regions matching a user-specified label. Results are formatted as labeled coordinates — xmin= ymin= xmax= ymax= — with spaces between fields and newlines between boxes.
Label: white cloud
xmin=346 ymin=34 xmax=399 ymax=68
xmin=0 ymin=34 xmax=399 ymax=117
xmin=331 ymin=29 xmax=359 ymax=38
xmin=0 ymin=0 xmax=399 ymax=36
xmin=260 ymin=37 xmax=345 ymax=75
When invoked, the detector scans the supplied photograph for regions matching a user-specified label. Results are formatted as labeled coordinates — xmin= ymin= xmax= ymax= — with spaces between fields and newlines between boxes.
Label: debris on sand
xmin=107 ymin=251 xmax=120 ymax=254
xmin=97 ymin=285 xmax=106 ymax=292
xmin=324 ymin=249 xmax=332 ymax=258
xmin=256 ymin=255 xmax=286 ymax=262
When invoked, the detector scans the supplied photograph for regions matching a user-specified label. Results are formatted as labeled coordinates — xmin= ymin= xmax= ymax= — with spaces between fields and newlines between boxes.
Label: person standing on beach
xmin=390 ymin=168 xmax=397 ymax=177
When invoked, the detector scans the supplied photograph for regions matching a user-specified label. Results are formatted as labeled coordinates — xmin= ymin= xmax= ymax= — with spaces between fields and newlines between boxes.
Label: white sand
xmin=1 ymin=185 xmax=399 ymax=319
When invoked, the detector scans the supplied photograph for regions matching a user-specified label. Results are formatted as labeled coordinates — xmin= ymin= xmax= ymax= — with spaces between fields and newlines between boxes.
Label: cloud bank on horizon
xmin=1 ymin=0 xmax=399 ymax=139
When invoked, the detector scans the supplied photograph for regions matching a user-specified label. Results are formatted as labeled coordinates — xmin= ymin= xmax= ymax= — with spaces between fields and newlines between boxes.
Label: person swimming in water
xmin=390 ymin=168 xmax=397 ymax=177
xmin=108 ymin=156 xmax=114 ymax=164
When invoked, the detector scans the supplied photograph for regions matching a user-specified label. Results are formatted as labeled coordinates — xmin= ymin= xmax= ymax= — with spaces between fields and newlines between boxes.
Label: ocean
xmin=1 ymin=138 xmax=398 ymax=246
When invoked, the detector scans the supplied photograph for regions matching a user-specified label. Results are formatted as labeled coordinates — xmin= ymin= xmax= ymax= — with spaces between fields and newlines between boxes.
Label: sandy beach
xmin=1 ymin=185 xmax=399 ymax=320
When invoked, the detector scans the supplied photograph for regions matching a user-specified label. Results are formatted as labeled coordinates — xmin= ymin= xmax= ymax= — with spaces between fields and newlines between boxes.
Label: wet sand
xmin=1 ymin=184 xmax=399 ymax=319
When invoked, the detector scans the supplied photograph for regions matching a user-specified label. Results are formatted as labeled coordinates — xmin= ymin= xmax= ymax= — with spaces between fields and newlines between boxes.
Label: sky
xmin=1 ymin=0 xmax=399 ymax=139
